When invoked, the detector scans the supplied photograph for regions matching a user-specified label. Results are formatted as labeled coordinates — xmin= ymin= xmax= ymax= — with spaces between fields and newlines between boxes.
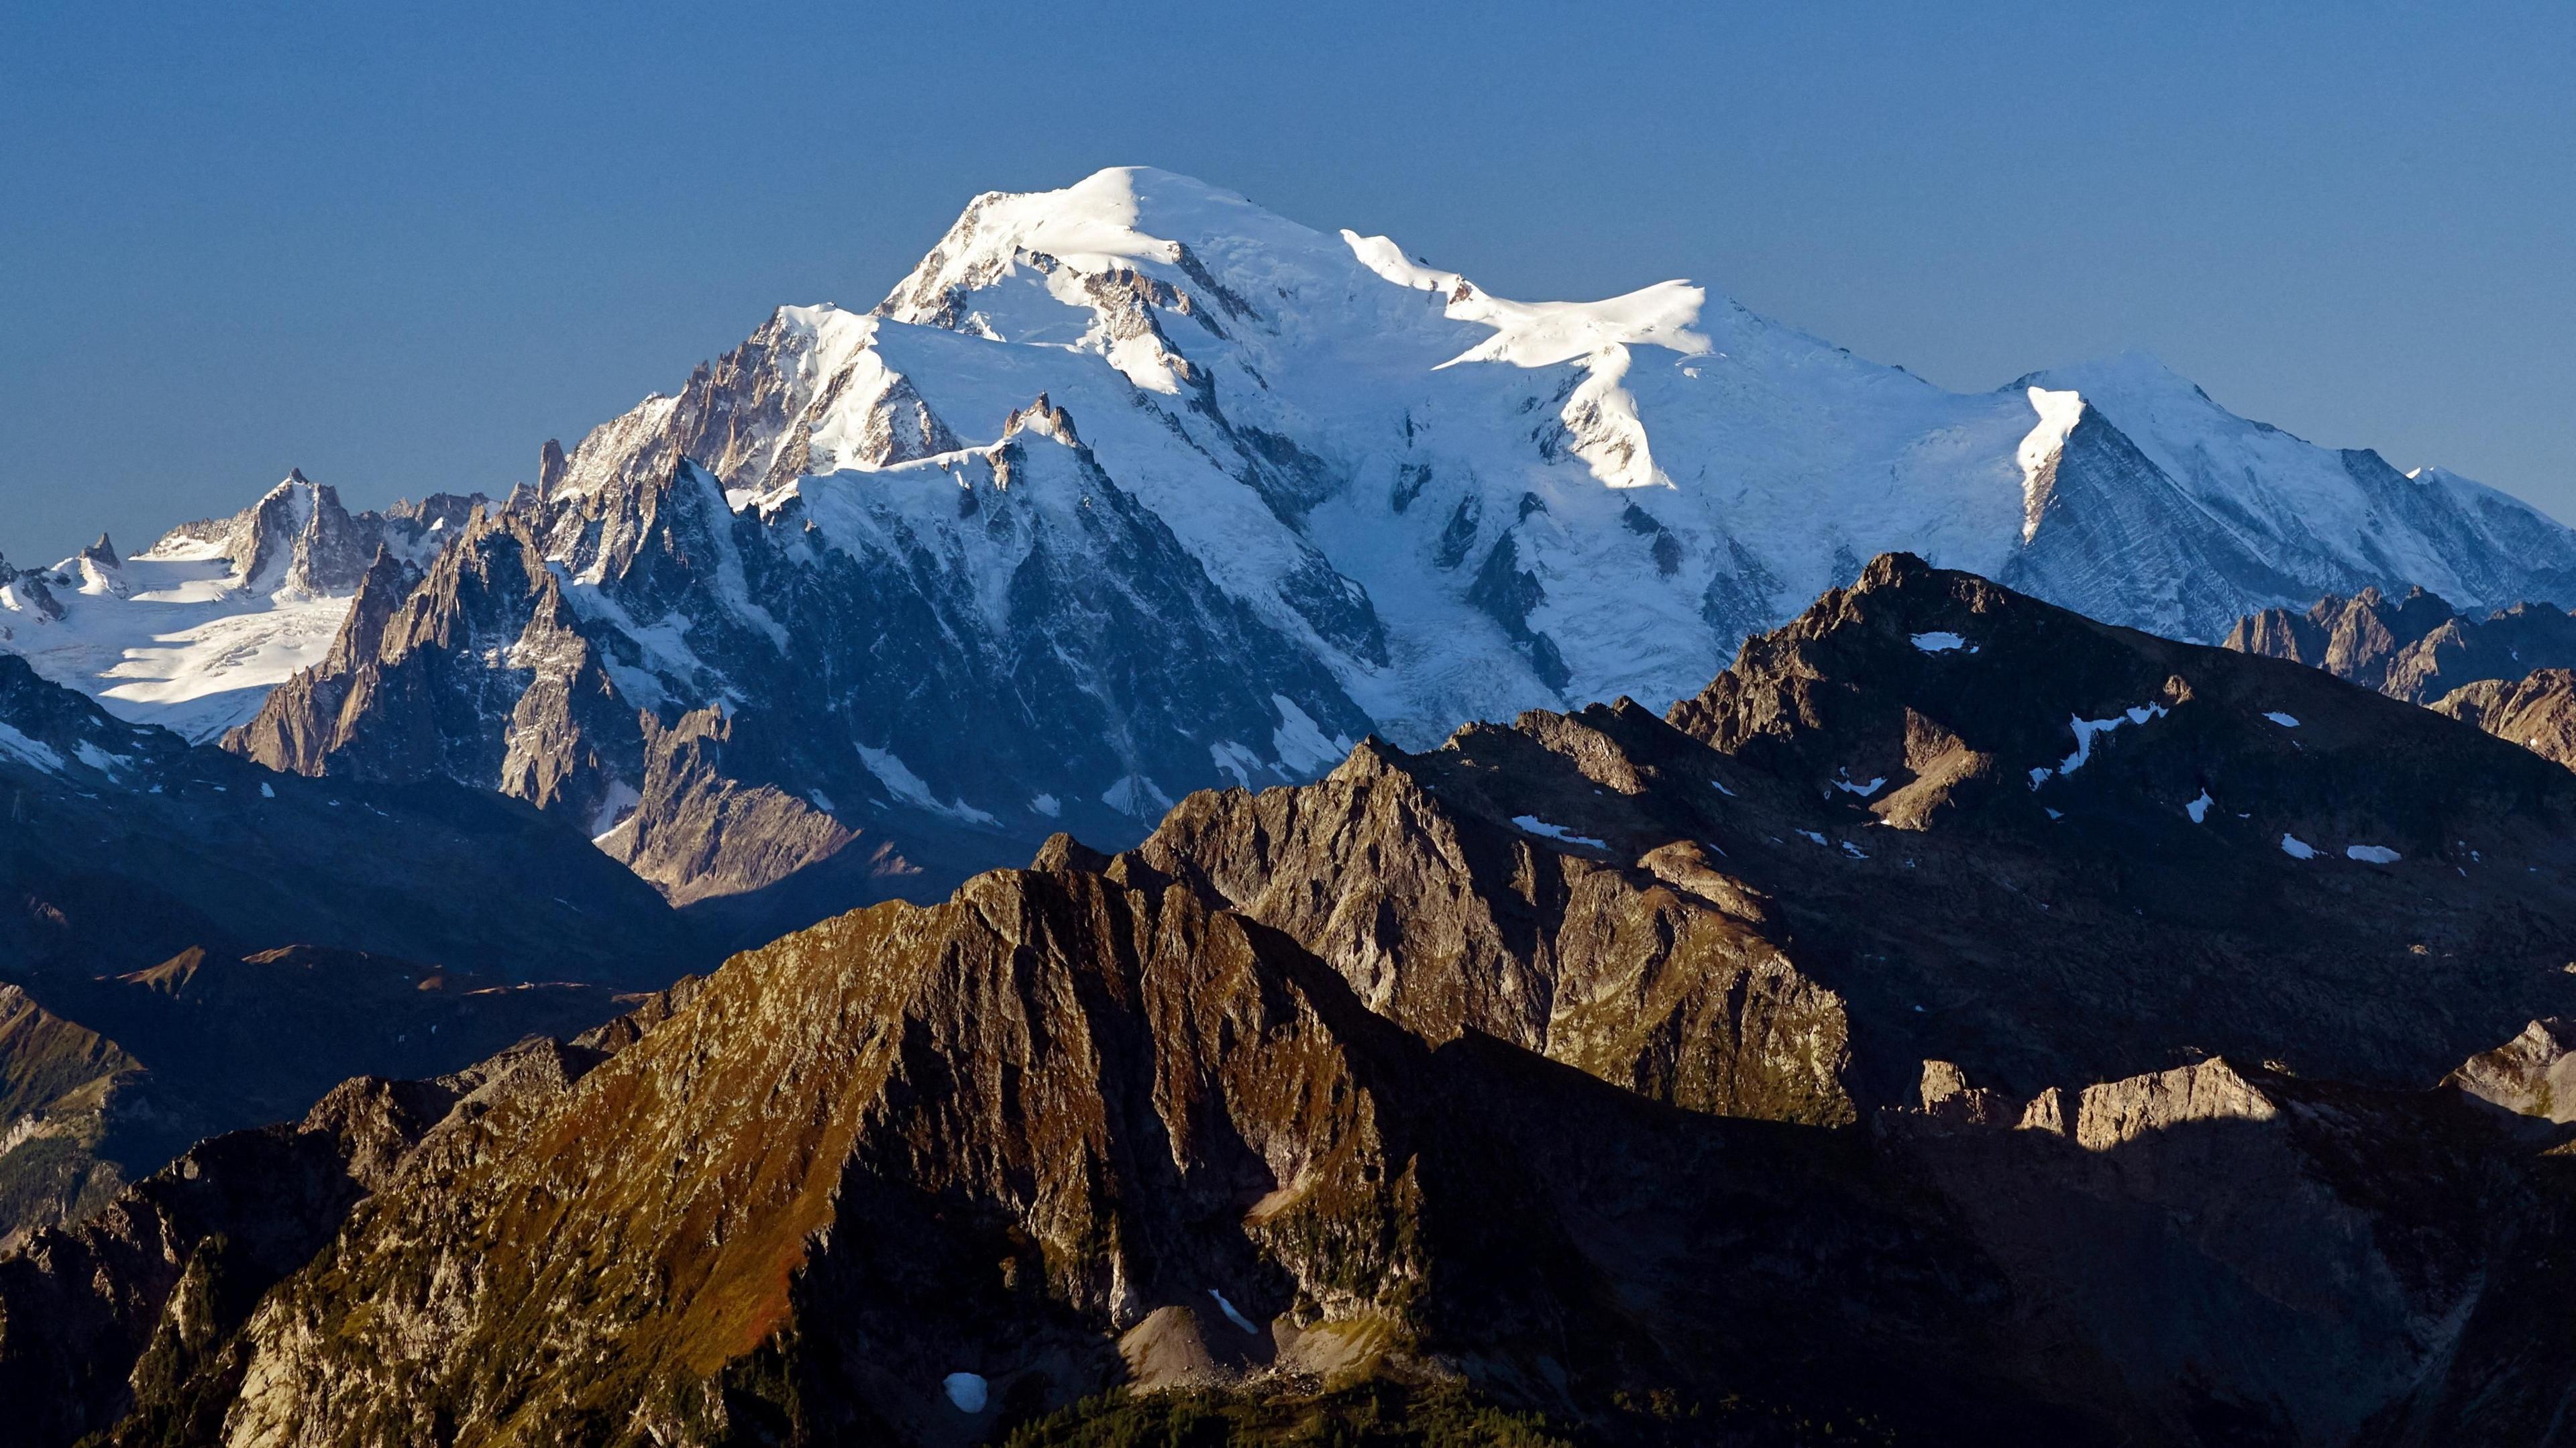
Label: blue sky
xmin=5 ymin=1 xmax=2573 ymax=563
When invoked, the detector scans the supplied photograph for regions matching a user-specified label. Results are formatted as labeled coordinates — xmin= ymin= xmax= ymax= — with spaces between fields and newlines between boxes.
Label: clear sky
xmin=5 ymin=1 xmax=2573 ymax=565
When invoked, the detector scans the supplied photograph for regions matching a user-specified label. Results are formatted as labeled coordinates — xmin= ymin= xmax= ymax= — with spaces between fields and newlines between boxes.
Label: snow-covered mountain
xmin=0 ymin=473 xmax=488 ymax=740
xmin=14 ymin=167 xmax=2576 ymax=917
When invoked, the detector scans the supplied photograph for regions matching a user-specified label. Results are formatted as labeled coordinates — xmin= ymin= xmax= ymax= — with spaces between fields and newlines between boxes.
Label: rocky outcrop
xmin=2432 ymin=666 xmax=2576 ymax=772
xmin=1888 ymin=1054 xmax=2536 ymax=1445
xmin=0 ymin=985 xmax=144 ymax=1247
xmin=18 ymin=862 xmax=2576 ymax=1447
xmin=225 ymin=508 xmax=641 ymax=825
xmin=229 ymin=417 xmax=1377 ymax=946
xmin=2226 ymin=586 xmax=2576 ymax=704
xmin=1135 ymin=732 xmax=1856 ymax=1125
xmin=71 ymin=869 xmax=2084 ymax=1445
xmin=2447 ymin=1017 xmax=2576 ymax=1121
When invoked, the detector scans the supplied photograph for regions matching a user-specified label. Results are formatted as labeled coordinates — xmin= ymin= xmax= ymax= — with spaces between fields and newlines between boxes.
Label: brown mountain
xmin=2432 ymin=667 xmax=2576 ymax=773
xmin=16 ymin=555 xmax=2576 ymax=1447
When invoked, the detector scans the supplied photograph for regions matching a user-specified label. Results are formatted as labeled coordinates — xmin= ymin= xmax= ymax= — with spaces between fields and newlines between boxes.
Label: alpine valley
xmin=7 ymin=169 xmax=2576 ymax=1448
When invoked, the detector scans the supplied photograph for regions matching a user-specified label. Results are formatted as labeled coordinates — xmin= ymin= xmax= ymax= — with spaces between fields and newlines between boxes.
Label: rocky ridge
xmin=15 ymin=558 xmax=2576 ymax=1445
xmin=0 ymin=473 xmax=490 ymax=742
xmin=2224 ymin=584 xmax=2576 ymax=704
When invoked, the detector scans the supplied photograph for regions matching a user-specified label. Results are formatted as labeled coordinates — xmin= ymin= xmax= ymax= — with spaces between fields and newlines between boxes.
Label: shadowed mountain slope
xmin=13 ymin=558 xmax=2576 ymax=1447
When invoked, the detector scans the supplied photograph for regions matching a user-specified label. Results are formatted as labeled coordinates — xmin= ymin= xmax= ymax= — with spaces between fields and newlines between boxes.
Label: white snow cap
xmin=943 ymin=1373 xmax=988 ymax=1413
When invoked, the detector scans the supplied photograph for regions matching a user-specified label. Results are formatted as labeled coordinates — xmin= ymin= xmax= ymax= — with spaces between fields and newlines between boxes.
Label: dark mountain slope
xmin=0 ymin=946 xmax=640 ymax=1245
xmin=0 ymin=656 xmax=711 ymax=1244
xmin=0 ymin=653 xmax=703 ymax=984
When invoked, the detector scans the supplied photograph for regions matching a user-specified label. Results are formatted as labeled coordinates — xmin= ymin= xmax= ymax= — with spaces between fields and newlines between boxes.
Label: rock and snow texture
xmin=0 ymin=473 xmax=487 ymax=740
xmin=15 ymin=166 xmax=2576 ymax=905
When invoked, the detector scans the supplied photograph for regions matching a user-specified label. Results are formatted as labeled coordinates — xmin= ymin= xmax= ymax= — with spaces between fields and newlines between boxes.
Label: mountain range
xmin=9 ymin=167 xmax=2576 ymax=1447
xmin=6 ymin=168 xmax=2573 ymax=939
xmin=12 ymin=554 xmax=2576 ymax=1446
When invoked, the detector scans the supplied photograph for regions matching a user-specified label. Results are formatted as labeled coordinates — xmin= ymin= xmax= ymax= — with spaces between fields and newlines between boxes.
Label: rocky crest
xmin=16 ymin=557 xmax=2576 ymax=1445
xmin=2224 ymin=585 xmax=2576 ymax=704
xmin=2432 ymin=666 xmax=2576 ymax=773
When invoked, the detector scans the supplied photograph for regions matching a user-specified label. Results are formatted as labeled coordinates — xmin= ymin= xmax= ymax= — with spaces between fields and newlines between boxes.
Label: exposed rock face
xmin=71 ymin=869 xmax=2083 ymax=1445
xmin=2447 ymin=1017 xmax=2576 ymax=1121
xmin=1887 ymin=1054 xmax=2552 ymax=1446
xmin=1 ymin=471 xmax=493 ymax=742
xmin=0 ymin=1024 xmax=650 ymax=1447
xmin=228 ymin=413 xmax=1373 ymax=944
xmin=2432 ymin=666 xmax=2576 ymax=772
xmin=1135 ymin=730 xmax=1857 ymax=1125
xmin=2225 ymin=586 xmax=2576 ymax=704
xmin=163 ymin=469 xmax=480 ymax=597
xmin=1146 ymin=553 xmax=2576 ymax=1108
xmin=227 ymin=507 xmax=646 ymax=826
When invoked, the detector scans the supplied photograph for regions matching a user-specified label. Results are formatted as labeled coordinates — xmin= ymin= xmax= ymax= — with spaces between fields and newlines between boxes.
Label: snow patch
xmin=1030 ymin=792 xmax=1061 ymax=818
xmin=1270 ymin=695 xmax=1351 ymax=775
xmin=1796 ymin=829 xmax=1829 ymax=846
xmin=259 ymin=781 xmax=276 ymax=799
xmin=2345 ymin=844 xmax=2402 ymax=865
xmin=1102 ymin=774 xmax=1173 ymax=818
xmin=1833 ymin=773 xmax=1886 ymax=797
xmin=0 ymin=723 xmax=64 ymax=773
xmin=72 ymin=740 xmax=130 ymax=773
xmin=943 ymin=1374 xmax=988 ymax=1413
xmin=2186 ymin=790 xmax=2213 ymax=824
xmin=2033 ymin=703 xmax=2167 ymax=786
xmin=2264 ymin=712 xmax=2300 ymax=728
xmin=858 ymin=744 xmax=999 ymax=825
xmin=1910 ymin=631 xmax=1972 ymax=654
xmin=1513 ymin=815 xmax=1606 ymax=850
xmin=2280 ymin=834 xmax=2318 ymax=860
xmin=2015 ymin=387 xmax=2087 ymax=542
xmin=1210 ymin=739 xmax=1263 ymax=789
xmin=1208 ymin=1289 xmax=1259 ymax=1335
xmin=590 ymin=779 xmax=642 ymax=837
